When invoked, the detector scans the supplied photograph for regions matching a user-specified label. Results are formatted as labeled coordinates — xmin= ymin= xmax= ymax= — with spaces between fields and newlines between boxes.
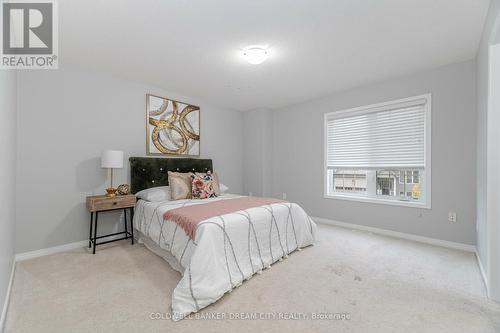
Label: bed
xmin=130 ymin=157 xmax=317 ymax=321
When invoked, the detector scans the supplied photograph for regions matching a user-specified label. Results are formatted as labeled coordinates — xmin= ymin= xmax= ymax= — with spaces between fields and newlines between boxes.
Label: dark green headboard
xmin=129 ymin=157 xmax=213 ymax=194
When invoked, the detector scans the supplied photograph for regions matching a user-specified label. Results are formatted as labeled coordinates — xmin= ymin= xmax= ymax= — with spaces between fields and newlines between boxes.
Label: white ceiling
xmin=61 ymin=0 xmax=490 ymax=111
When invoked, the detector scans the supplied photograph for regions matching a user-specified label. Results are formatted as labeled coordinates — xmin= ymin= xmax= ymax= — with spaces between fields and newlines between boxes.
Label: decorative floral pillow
xmin=191 ymin=172 xmax=217 ymax=199
xmin=195 ymin=171 xmax=221 ymax=196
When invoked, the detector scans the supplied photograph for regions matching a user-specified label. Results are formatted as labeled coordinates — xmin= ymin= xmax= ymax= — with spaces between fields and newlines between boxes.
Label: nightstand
xmin=86 ymin=194 xmax=136 ymax=254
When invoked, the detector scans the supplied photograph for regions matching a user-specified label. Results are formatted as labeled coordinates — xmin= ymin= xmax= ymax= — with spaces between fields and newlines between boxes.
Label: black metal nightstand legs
xmin=89 ymin=212 xmax=93 ymax=248
xmin=130 ymin=207 xmax=135 ymax=245
xmin=93 ymin=211 xmax=99 ymax=254
xmin=88 ymin=207 xmax=135 ymax=254
xmin=124 ymin=209 xmax=128 ymax=237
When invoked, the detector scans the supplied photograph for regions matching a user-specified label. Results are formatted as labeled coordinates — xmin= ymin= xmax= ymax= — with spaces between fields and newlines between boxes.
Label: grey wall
xmin=487 ymin=43 xmax=500 ymax=302
xmin=0 ymin=70 xmax=17 ymax=325
xmin=243 ymin=109 xmax=272 ymax=197
xmin=476 ymin=0 xmax=500 ymax=287
xmin=16 ymin=64 xmax=243 ymax=254
xmin=271 ymin=61 xmax=477 ymax=245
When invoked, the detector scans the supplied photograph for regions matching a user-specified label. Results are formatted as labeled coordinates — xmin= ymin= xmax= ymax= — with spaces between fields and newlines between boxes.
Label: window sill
xmin=324 ymin=193 xmax=431 ymax=209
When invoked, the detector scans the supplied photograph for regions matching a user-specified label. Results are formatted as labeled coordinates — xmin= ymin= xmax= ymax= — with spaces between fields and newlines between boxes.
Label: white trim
xmin=324 ymin=193 xmax=431 ymax=209
xmin=325 ymin=95 xmax=428 ymax=120
xmin=475 ymin=250 xmax=489 ymax=297
xmin=0 ymin=261 xmax=16 ymax=333
xmin=15 ymin=233 xmax=128 ymax=262
xmin=312 ymin=216 xmax=475 ymax=252
xmin=15 ymin=240 xmax=89 ymax=262
xmin=425 ymin=94 xmax=432 ymax=209
xmin=323 ymin=94 xmax=432 ymax=209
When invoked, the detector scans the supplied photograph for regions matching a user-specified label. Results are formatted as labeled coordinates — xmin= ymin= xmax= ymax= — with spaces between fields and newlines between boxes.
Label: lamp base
xmin=105 ymin=188 xmax=117 ymax=197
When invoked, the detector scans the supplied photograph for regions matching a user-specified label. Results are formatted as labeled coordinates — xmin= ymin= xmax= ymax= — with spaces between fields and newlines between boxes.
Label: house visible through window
xmin=399 ymin=170 xmax=419 ymax=184
xmin=324 ymin=95 xmax=431 ymax=208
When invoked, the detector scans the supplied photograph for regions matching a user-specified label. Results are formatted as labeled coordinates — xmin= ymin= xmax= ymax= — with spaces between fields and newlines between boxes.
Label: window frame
xmin=323 ymin=94 xmax=432 ymax=209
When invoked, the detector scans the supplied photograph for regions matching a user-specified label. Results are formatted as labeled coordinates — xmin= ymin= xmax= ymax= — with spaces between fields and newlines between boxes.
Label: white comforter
xmin=133 ymin=194 xmax=317 ymax=320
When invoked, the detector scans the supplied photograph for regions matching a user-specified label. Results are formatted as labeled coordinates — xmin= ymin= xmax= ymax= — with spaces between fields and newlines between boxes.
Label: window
xmin=324 ymin=94 xmax=431 ymax=208
xmin=399 ymin=170 xmax=419 ymax=184
xmin=332 ymin=170 xmax=367 ymax=193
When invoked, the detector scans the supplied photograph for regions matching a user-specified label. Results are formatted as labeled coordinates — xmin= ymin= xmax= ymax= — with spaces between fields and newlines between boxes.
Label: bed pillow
xmin=219 ymin=183 xmax=229 ymax=193
xmin=191 ymin=173 xmax=217 ymax=199
xmin=195 ymin=171 xmax=221 ymax=196
xmin=135 ymin=186 xmax=170 ymax=202
xmin=168 ymin=171 xmax=193 ymax=200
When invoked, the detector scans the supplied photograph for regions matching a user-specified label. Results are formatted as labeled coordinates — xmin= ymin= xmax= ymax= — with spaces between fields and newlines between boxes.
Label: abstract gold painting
xmin=146 ymin=94 xmax=200 ymax=156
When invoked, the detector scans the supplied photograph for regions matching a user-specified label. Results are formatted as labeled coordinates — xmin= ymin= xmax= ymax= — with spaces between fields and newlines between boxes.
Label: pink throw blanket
xmin=164 ymin=197 xmax=286 ymax=240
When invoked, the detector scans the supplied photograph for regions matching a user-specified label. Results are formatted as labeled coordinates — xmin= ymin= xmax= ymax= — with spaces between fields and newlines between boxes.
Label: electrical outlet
xmin=249 ymin=192 xmax=253 ymax=197
xmin=448 ymin=212 xmax=457 ymax=223
xmin=282 ymin=193 xmax=287 ymax=200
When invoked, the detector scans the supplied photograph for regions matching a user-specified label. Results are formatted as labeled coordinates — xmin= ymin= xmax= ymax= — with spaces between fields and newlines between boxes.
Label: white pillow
xmin=219 ymin=183 xmax=229 ymax=193
xmin=136 ymin=186 xmax=171 ymax=202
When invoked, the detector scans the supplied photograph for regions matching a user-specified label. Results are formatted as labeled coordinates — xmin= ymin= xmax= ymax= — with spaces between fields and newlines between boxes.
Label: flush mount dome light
xmin=242 ymin=46 xmax=268 ymax=65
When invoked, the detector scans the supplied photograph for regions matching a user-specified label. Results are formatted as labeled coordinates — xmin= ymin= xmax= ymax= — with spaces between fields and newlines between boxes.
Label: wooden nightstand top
xmin=86 ymin=194 xmax=136 ymax=212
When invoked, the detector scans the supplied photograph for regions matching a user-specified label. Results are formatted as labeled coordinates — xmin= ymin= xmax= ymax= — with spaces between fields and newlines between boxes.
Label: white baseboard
xmin=15 ymin=234 xmax=129 ymax=262
xmin=475 ymin=250 xmax=489 ymax=296
xmin=0 ymin=260 xmax=16 ymax=333
xmin=15 ymin=240 xmax=89 ymax=262
xmin=312 ymin=216 xmax=476 ymax=252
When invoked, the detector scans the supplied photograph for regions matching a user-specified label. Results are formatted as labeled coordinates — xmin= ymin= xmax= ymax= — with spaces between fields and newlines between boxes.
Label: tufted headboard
xmin=129 ymin=157 xmax=213 ymax=194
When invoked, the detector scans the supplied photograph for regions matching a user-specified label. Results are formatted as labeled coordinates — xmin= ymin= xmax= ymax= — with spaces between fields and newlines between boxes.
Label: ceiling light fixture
xmin=242 ymin=46 xmax=269 ymax=65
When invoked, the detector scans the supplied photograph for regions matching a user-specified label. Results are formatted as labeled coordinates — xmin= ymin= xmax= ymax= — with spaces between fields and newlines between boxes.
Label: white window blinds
xmin=326 ymin=98 xmax=428 ymax=169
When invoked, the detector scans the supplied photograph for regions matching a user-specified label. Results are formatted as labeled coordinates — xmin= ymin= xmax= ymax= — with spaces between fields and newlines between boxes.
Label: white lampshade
xmin=101 ymin=150 xmax=124 ymax=169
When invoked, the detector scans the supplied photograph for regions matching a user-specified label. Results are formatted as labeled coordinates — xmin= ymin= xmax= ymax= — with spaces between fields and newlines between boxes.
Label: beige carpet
xmin=5 ymin=224 xmax=500 ymax=333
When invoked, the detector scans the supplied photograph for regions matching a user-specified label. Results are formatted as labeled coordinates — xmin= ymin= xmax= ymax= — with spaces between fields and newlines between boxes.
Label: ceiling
xmin=61 ymin=0 xmax=490 ymax=111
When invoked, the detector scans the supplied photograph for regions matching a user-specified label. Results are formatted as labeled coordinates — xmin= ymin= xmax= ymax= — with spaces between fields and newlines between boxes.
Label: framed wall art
xmin=146 ymin=94 xmax=200 ymax=156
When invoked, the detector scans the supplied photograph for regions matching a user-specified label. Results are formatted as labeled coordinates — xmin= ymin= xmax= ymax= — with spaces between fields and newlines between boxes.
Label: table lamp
xmin=101 ymin=150 xmax=124 ymax=197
